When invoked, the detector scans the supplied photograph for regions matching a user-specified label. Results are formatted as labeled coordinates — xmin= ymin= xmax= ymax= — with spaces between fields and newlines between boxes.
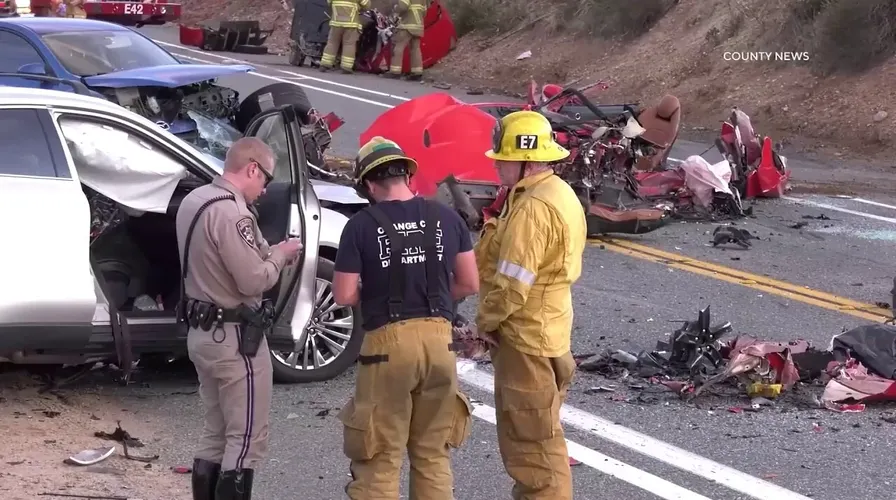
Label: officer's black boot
xmin=215 ymin=468 xmax=254 ymax=500
xmin=191 ymin=458 xmax=221 ymax=500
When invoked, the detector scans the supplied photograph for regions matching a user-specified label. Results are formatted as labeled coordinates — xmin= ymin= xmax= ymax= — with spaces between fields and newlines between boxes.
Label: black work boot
xmin=191 ymin=458 xmax=221 ymax=500
xmin=406 ymin=73 xmax=423 ymax=82
xmin=381 ymin=72 xmax=400 ymax=79
xmin=215 ymin=469 xmax=254 ymax=500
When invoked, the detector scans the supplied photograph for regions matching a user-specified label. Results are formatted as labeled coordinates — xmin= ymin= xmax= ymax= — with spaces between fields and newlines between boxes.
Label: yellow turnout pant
xmin=339 ymin=317 xmax=473 ymax=499
xmin=321 ymin=26 xmax=360 ymax=71
xmin=390 ymin=29 xmax=423 ymax=76
xmin=491 ymin=342 xmax=576 ymax=499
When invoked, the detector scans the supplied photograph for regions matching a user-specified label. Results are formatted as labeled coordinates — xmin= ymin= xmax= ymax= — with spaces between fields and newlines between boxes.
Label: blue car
xmin=0 ymin=17 xmax=322 ymax=160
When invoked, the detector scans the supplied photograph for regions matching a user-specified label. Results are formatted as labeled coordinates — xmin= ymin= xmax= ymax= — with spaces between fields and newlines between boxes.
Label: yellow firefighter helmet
xmin=485 ymin=110 xmax=569 ymax=162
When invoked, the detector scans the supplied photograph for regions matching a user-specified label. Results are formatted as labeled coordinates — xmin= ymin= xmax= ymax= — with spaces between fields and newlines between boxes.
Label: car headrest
xmin=656 ymin=95 xmax=680 ymax=120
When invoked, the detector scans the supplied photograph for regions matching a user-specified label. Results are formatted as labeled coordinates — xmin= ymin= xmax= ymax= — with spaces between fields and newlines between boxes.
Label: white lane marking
xmin=457 ymin=360 xmax=812 ymax=500
xmin=851 ymin=197 xmax=896 ymax=211
xmin=782 ymin=195 xmax=896 ymax=224
xmin=470 ymin=401 xmax=712 ymax=500
xmin=155 ymin=39 xmax=412 ymax=102
xmin=172 ymin=53 xmax=393 ymax=108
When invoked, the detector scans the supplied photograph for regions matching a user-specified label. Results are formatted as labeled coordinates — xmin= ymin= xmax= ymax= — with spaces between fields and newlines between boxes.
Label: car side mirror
xmin=18 ymin=63 xmax=47 ymax=75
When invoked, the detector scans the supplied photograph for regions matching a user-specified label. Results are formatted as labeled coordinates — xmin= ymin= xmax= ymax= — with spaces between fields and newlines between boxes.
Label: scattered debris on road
xmin=576 ymin=307 xmax=896 ymax=413
xmin=712 ymin=225 xmax=757 ymax=249
xmin=95 ymin=423 xmax=144 ymax=448
xmin=0 ymin=372 xmax=188 ymax=500
xmin=92 ymin=423 xmax=159 ymax=463
xmin=65 ymin=447 xmax=116 ymax=467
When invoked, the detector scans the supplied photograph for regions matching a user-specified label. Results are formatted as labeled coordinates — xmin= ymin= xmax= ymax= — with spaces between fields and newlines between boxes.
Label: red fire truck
xmin=28 ymin=0 xmax=181 ymax=26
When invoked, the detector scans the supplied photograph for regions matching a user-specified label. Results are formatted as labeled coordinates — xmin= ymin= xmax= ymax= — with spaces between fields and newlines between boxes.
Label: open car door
xmin=241 ymin=105 xmax=322 ymax=351
xmin=0 ymin=107 xmax=97 ymax=354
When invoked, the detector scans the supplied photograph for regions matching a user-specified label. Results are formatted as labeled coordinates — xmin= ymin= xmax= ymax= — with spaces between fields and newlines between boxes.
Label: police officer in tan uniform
xmin=176 ymin=137 xmax=303 ymax=500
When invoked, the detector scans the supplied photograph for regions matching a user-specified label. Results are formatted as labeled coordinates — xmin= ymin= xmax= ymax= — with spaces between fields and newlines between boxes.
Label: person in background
xmin=383 ymin=0 xmax=429 ymax=80
xmin=319 ymin=0 xmax=370 ymax=74
xmin=63 ymin=0 xmax=85 ymax=18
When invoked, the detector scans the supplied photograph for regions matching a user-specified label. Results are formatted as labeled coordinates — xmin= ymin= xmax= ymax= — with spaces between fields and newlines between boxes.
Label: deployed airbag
xmin=60 ymin=119 xmax=187 ymax=214
xmin=679 ymin=155 xmax=733 ymax=208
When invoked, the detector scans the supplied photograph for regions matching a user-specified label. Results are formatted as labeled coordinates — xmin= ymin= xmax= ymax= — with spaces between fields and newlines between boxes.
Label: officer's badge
xmin=236 ymin=217 xmax=257 ymax=248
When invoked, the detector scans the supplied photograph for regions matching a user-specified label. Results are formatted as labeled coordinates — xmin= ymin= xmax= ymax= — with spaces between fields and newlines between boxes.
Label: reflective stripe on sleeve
xmin=497 ymin=260 xmax=536 ymax=286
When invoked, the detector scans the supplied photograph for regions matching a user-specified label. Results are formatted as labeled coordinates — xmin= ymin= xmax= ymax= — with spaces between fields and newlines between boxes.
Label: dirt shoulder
xmin=0 ymin=371 xmax=189 ymax=500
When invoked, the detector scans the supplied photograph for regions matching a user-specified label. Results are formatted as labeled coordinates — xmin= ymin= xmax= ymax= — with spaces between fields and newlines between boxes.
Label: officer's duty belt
xmin=183 ymin=299 xmax=241 ymax=331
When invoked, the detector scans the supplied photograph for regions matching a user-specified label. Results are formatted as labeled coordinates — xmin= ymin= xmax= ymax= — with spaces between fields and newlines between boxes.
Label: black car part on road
xmin=289 ymin=0 xmax=330 ymax=67
xmin=199 ymin=20 xmax=274 ymax=52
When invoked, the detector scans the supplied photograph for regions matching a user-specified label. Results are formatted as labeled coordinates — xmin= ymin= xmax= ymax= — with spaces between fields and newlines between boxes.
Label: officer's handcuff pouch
xmin=199 ymin=303 xmax=219 ymax=331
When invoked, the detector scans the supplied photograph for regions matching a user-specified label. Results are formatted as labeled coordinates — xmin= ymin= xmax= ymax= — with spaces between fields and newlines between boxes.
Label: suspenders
xmin=363 ymin=200 xmax=442 ymax=323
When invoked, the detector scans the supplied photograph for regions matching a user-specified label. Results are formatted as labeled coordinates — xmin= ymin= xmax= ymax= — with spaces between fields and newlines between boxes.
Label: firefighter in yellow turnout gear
xmin=476 ymin=111 xmax=587 ymax=499
xmin=384 ymin=0 xmax=428 ymax=80
xmin=320 ymin=0 xmax=370 ymax=73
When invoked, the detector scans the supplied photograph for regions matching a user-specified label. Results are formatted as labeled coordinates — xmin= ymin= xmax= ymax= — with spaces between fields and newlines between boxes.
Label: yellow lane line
xmin=594 ymin=237 xmax=893 ymax=323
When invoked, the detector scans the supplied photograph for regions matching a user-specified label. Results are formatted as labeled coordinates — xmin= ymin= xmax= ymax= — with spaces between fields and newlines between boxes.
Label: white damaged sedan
xmin=0 ymin=86 xmax=368 ymax=384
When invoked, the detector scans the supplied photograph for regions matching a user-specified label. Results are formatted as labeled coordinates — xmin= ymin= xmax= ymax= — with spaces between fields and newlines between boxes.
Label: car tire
xmin=234 ymin=82 xmax=313 ymax=133
xmin=270 ymin=258 xmax=363 ymax=384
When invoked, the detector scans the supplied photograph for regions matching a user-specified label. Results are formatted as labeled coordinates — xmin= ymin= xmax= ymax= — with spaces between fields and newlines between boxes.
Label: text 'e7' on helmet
xmin=485 ymin=110 xmax=570 ymax=163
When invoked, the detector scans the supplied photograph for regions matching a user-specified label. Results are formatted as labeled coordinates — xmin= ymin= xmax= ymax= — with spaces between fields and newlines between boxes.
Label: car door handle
xmin=289 ymin=203 xmax=301 ymax=237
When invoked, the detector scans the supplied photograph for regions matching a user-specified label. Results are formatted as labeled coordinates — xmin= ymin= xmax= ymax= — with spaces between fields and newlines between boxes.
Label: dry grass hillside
xmin=177 ymin=0 xmax=896 ymax=157
xmin=432 ymin=0 xmax=896 ymax=156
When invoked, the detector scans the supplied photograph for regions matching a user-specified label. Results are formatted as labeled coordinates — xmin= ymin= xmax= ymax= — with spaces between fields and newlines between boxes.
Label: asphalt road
xmin=44 ymin=26 xmax=896 ymax=500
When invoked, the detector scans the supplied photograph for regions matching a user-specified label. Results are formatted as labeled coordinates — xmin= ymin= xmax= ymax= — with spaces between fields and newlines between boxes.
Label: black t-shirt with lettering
xmin=334 ymin=198 xmax=473 ymax=332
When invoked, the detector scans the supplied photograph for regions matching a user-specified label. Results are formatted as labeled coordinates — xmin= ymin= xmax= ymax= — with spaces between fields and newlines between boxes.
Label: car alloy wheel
xmin=271 ymin=277 xmax=354 ymax=371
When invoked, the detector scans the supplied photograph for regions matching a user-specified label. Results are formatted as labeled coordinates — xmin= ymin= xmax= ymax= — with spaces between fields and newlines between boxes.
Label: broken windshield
xmin=184 ymin=110 xmax=243 ymax=163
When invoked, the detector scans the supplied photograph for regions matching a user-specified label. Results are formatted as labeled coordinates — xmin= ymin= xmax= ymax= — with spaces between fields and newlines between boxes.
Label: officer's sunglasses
xmin=250 ymin=157 xmax=274 ymax=187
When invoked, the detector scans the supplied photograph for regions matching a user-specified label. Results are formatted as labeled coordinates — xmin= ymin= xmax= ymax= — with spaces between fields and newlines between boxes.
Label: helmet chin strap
xmin=517 ymin=161 xmax=527 ymax=185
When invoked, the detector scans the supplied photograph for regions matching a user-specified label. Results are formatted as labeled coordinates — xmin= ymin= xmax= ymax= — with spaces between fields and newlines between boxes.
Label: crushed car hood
xmin=83 ymin=64 xmax=255 ymax=89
